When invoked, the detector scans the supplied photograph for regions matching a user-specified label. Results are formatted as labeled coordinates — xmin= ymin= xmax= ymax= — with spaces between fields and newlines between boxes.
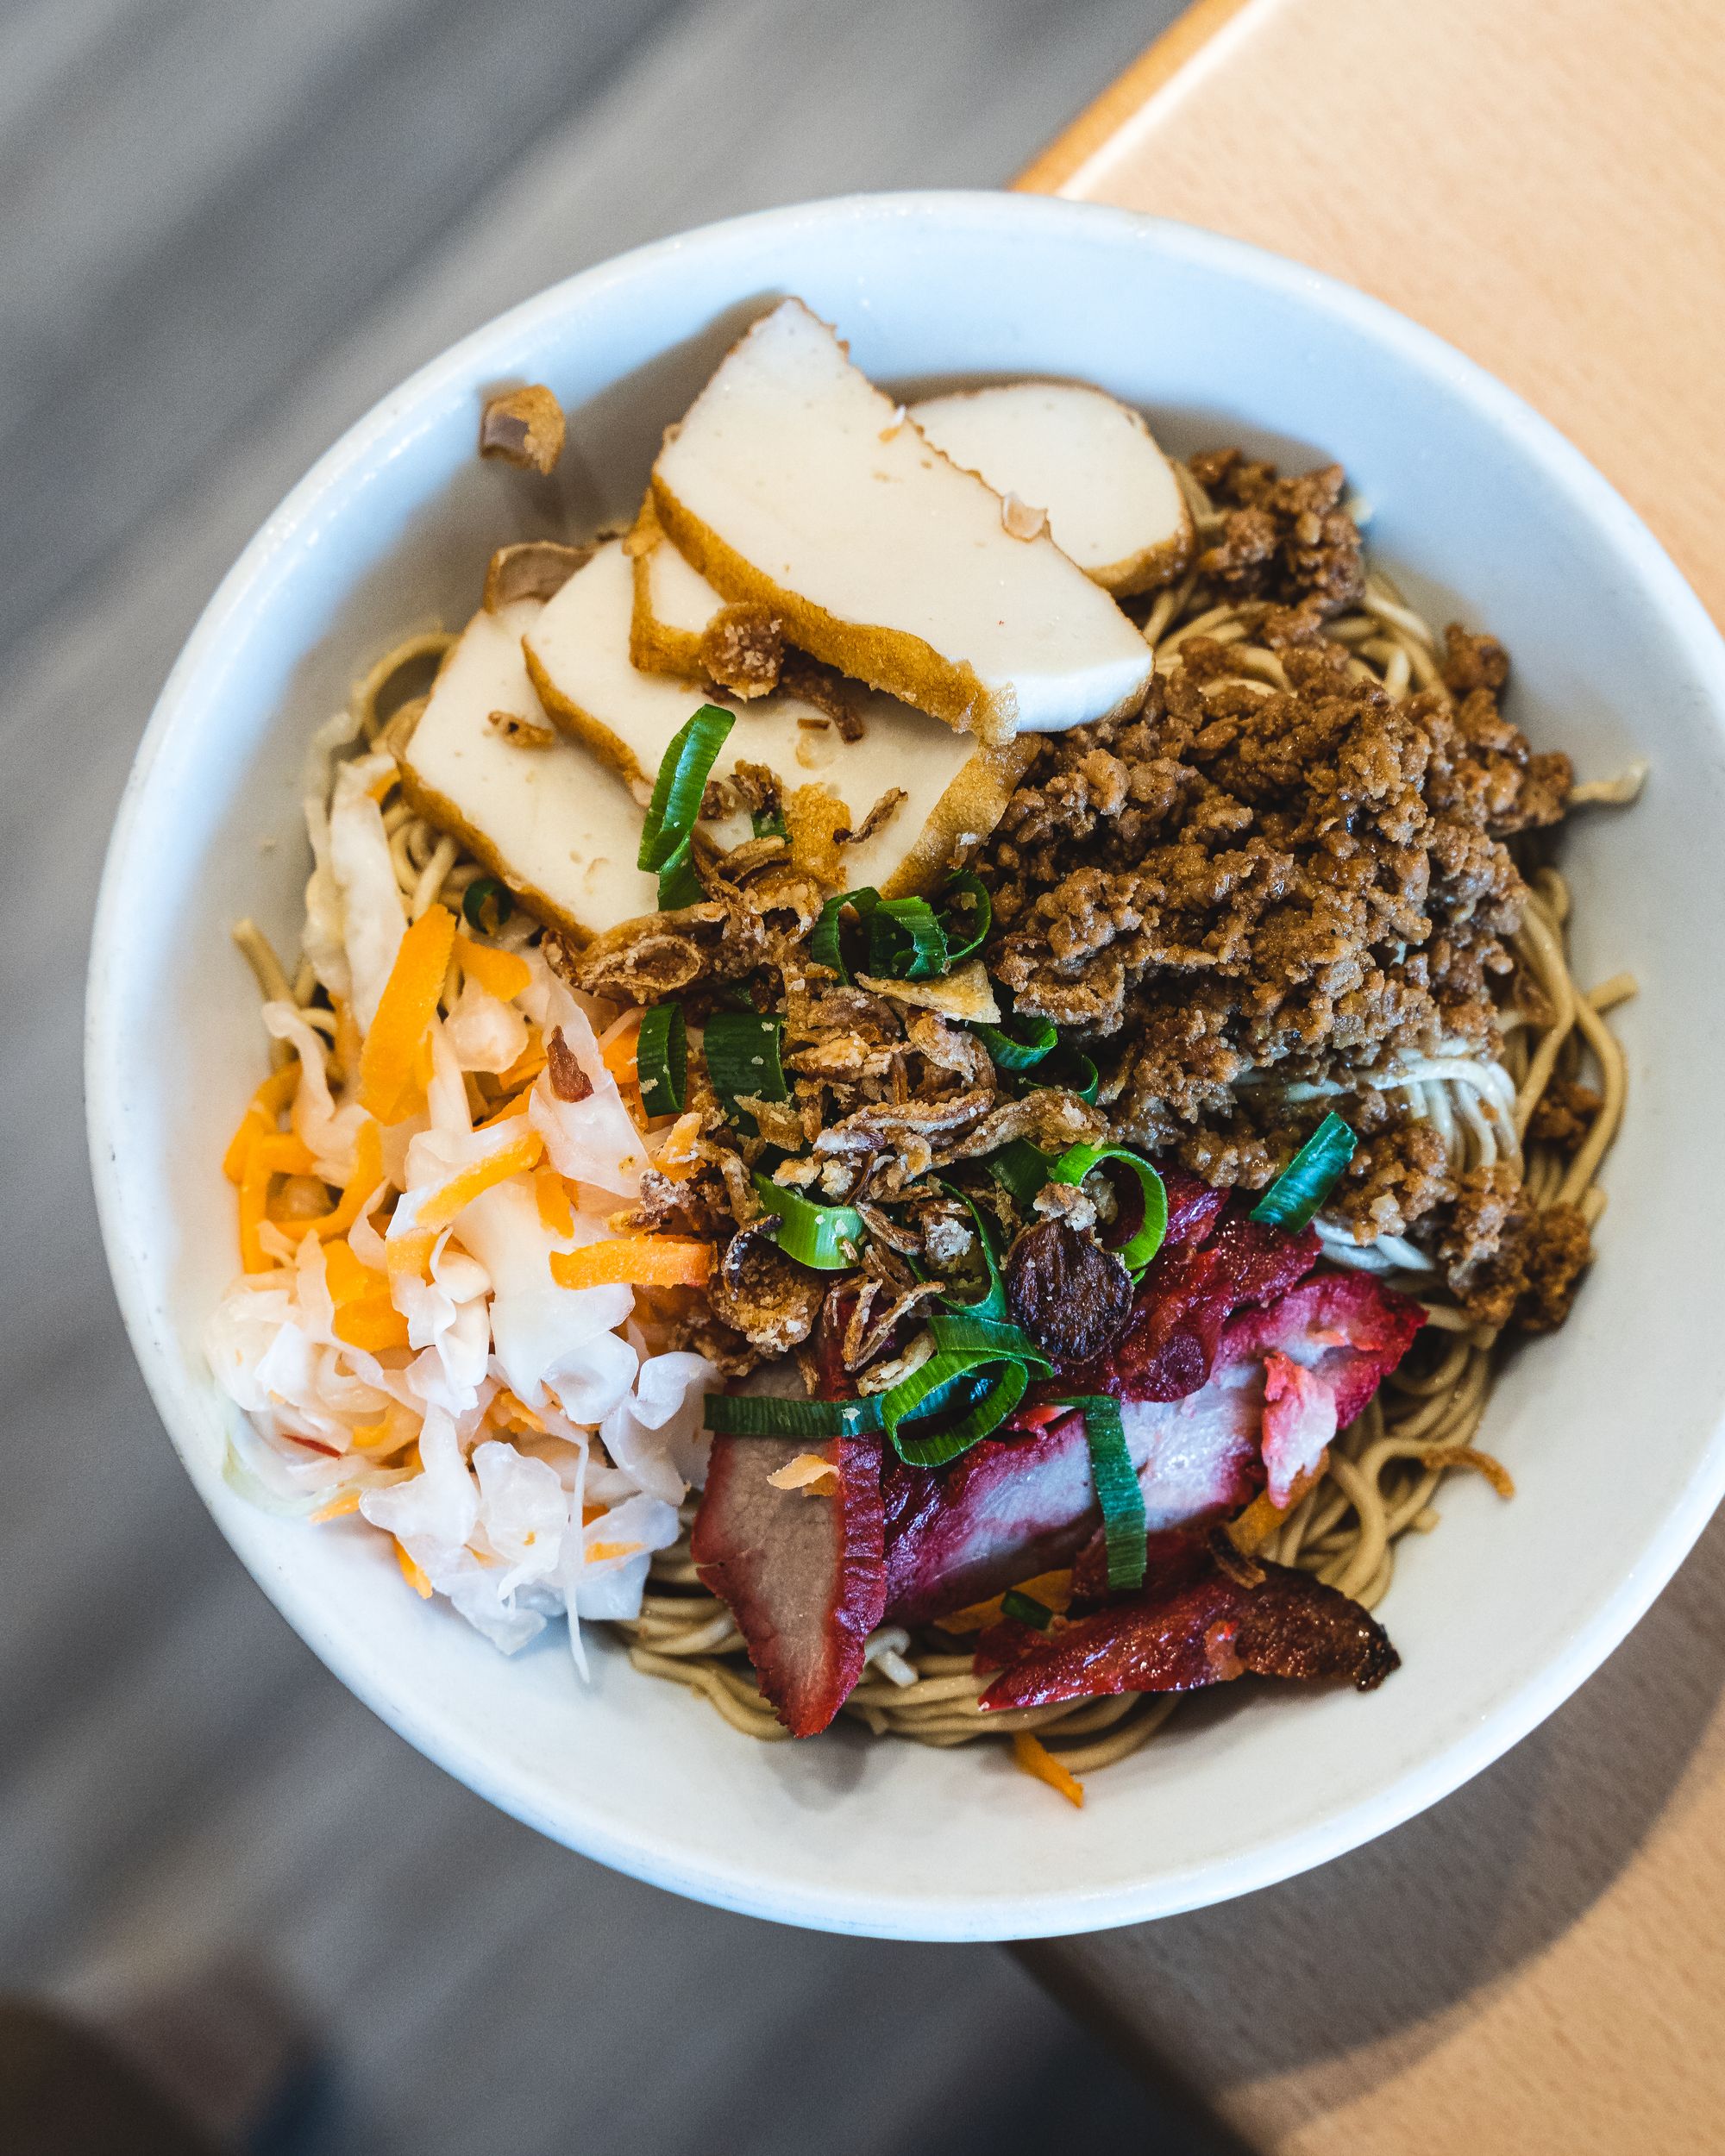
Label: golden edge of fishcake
xmin=626 ymin=495 xmax=711 ymax=680
xmin=521 ymin=640 xmax=656 ymax=799
xmin=874 ymin=739 xmax=1040 ymax=901
xmin=649 ymin=471 xmax=1016 ymax=749
xmin=391 ymin=705 xmax=652 ymax=950
xmin=1090 ymin=512 xmax=1195 ymax=599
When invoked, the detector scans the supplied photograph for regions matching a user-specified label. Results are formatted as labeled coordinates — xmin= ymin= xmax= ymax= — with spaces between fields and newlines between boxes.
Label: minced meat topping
xmin=568 ymin=448 xmax=1590 ymax=1363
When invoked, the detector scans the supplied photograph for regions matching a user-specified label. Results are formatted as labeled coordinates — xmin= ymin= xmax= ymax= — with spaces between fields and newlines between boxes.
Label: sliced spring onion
xmin=638 ymin=704 xmax=734 ymax=910
xmin=704 ymin=1391 xmax=883 ymax=1439
xmin=704 ymin=1010 xmax=789 ymax=1104
xmin=988 ymin=1138 xmax=1054 ymax=1212
xmin=1048 ymin=1143 xmax=1168 ymax=1274
xmin=883 ymin=1352 xmax=1030 ymax=1468
xmin=970 ymin=1011 xmax=1059 ymax=1073
xmin=928 ymin=1313 xmax=1051 ymax=1370
xmin=636 ymin=1002 xmax=687 ymax=1118
xmin=810 ymin=887 xmax=878 ymax=984
xmin=1000 ymin=1589 xmax=1055 ymax=1631
xmin=752 ymin=1173 xmax=865 ymax=1270
xmin=1249 ymin=1111 xmax=1358 ymax=1232
xmin=938 ymin=872 xmax=991 ymax=965
xmin=1051 ymin=1394 xmax=1145 ymax=1592
xmin=866 ymin=895 xmax=947 ymax=981
xmin=927 ymin=1179 xmax=1010 ymax=1322
xmin=1023 ymin=1045 xmax=1101 ymax=1105
xmin=461 ymin=877 xmax=513 ymax=934
xmin=751 ymin=802 xmax=787 ymax=840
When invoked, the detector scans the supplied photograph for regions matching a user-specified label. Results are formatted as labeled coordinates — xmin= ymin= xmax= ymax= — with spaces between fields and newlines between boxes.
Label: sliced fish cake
xmin=650 ymin=298 xmax=1154 ymax=744
xmin=523 ymin=538 xmax=1034 ymax=898
xmin=910 ymin=381 xmax=1192 ymax=596
xmin=394 ymin=599 xmax=666 ymax=943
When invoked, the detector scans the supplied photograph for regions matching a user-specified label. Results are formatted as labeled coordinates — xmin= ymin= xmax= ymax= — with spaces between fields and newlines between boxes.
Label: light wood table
xmin=1016 ymin=4 xmax=1725 ymax=2150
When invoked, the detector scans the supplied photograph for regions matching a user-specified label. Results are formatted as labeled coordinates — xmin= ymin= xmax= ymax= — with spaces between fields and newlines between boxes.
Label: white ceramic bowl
xmin=88 ymin=193 xmax=1725 ymax=1940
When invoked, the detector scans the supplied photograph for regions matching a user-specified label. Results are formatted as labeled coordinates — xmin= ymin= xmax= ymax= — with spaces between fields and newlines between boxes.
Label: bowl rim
xmin=85 ymin=188 xmax=1725 ymax=1939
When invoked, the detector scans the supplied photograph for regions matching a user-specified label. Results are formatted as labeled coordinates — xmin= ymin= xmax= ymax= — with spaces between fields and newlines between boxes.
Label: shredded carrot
xmin=492 ymin=1387 xmax=547 ymax=1435
xmin=453 ymin=932 xmax=532 ymax=1005
xmin=236 ymin=1130 xmax=323 ymax=1271
xmin=386 ymin=1227 xmax=437 ymax=1281
xmin=360 ymin=904 xmax=456 ymax=1119
xmin=1013 ymin=1731 xmax=1084 ymax=1808
xmin=940 ymin=1570 xmax=1076 ymax=1635
xmin=368 ymin=768 xmax=398 ymax=804
xmin=310 ymin=1488 xmax=363 ymax=1524
xmin=600 ymin=1013 xmax=642 ymax=1086
xmin=351 ymin=1415 xmax=396 ymax=1451
xmin=1226 ymin=1460 xmax=1329 ymax=1557
xmin=323 ymin=1237 xmax=379 ymax=1306
xmin=293 ymin=1119 xmax=385 ymax=1244
xmin=333 ymin=1294 xmax=411 ymax=1352
xmin=223 ymin=1066 xmax=302 ymax=1182
xmin=417 ymin=1126 xmax=543 ymax=1233
xmin=496 ymin=1025 xmax=546 ymax=1093
xmin=549 ymin=1237 xmax=711 ymax=1290
xmin=476 ymin=1088 xmax=533 ymax=1129
xmin=395 ymin=1539 xmax=434 ymax=1598
xmin=586 ymin=1540 xmax=643 ymax=1564
xmin=534 ymin=1168 xmax=574 ymax=1237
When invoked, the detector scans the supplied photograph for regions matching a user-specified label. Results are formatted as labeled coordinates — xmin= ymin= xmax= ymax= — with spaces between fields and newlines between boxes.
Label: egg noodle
xmin=218 ymin=460 xmax=1633 ymax=1791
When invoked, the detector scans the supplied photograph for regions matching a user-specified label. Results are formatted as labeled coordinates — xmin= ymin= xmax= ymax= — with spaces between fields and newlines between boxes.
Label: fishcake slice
xmin=650 ymin=298 xmax=1155 ymax=744
xmin=394 ymin=599 xmax=666 ymax=943
xmin=522 ymin=539 xmax=1035 ymax=897
xmin=910 ymin=380 xmax=1192 ymax=595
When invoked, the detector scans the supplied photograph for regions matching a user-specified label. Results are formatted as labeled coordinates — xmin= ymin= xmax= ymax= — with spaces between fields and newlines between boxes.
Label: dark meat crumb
xmin=1527 ymin=1075 xmax=1602 ymax=1155
xmin=1452 ymin=1200 xmax=1592 ymax=1331
xmin=980 ymin=478 xmax=1574 ymax=1275
xmin=1187 ymin=449 xmax=1365 ymax=615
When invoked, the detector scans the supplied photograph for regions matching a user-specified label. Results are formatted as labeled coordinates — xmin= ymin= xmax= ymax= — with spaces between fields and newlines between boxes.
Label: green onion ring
xmin=635 ymin=1002 xmax=687 ymax=1119
xmin=751 ymin=1173 xmax=865 ymax=1270
xmin=461 ymin=877 xmax=513 ymax=934
xmin=1048 ymin=1143 xmax=1169 ymax=1274
xmin=1248 ymin=1111 xmax=1358 ymax=1232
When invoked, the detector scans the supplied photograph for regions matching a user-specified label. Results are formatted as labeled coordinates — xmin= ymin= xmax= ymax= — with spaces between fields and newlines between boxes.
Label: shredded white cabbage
xmin=208 ymin=738 xmax=709 ymax=1670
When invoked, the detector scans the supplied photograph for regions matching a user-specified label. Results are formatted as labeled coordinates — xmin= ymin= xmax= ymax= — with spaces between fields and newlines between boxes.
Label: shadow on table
xmin=1020 ymin=1504 xmax=1725 ymax=2112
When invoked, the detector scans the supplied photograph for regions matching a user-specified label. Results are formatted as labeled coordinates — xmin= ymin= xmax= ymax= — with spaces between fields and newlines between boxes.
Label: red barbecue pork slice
xmin=888 ymin=1271 xmax=1425 ymax=1627
xmin=882 ymin=1413 xmax=1098 ymax=1628
xmin=692 ymin=1432 xmax=886 ymax=1737
xmin=978 ymin=1551 xmax=1398 ymax=1711
xmin=1117 ymin=1268 xmax=1427 ymax=1525
xmin=1072 ymin=1207 xmax=1322 ymax=1401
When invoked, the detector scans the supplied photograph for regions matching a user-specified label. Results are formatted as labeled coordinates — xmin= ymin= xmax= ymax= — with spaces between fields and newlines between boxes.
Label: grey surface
xmin=0 ymin=2 xmax=1196 ymax=2151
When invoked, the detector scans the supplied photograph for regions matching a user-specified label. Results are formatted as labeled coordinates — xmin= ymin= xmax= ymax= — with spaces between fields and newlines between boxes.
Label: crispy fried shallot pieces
xmin=976 ymin=1543 xmax=1398 ymax=1711
xmin=479 ymin=384 xmax=566 ymax=475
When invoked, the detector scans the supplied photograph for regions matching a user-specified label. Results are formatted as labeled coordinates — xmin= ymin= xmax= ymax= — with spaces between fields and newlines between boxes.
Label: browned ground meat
xmin=980 ymin=486 xmax=1571 ymax=1281
xmin=572 ymin=449 xmax=1590 ymax=1343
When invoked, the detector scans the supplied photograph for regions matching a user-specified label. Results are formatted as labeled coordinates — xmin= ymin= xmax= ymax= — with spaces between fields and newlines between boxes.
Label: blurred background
xmin=0 ymin=1 xmax=1207 ymax=2149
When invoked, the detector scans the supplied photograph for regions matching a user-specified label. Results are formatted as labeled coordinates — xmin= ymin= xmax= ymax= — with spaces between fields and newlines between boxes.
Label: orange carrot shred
xmin=535 ymin=1168 xmax=574 ymax=1238
xmin=417 ymin=1127 xmax=543 ymax=1233
xmin=310 ymin=1488 xmax=362 ymax=1523
xmin=395 ymin=1539 xmax=433 ymax=1597
xmin=332 ymin=1294 xmax=411 ymax=1352
xmin=360 ymin=904 xmax=456 ymax=1119
xmin=453 ymin=932 xmax=532 ymax=1004
xmin=549 ymin=1237 xmax=711 ymax=1290
xmin=1013 ymin=1732 xmax=1084 ymax=1808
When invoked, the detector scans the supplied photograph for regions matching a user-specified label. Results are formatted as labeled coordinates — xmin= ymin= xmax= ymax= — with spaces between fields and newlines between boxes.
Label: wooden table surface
xmin=1018 ymin=4 xmax=1725 ymax=2149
